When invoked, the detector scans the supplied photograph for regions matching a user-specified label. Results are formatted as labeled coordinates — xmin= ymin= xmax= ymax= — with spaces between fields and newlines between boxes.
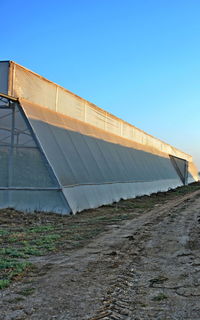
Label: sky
xmin=1 ymin=0 xmax=200 ymax=169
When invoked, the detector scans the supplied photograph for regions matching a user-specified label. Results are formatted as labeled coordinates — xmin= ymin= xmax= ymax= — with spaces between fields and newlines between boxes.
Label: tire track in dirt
xmin=1 ymin=190 xmax=200 ymax=320
xmin=89 ymin=191 xmax=200 ymax=320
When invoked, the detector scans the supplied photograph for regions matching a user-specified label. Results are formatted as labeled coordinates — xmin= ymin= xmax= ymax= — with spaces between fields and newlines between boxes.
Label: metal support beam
xmin=185 ymin=161 xmax=189 ymax=185
xmin=0 ymin=92 xmax=18 ymax=102
xmin=0 ymin=187 xmax=61 ymax=191
xmin=8 ymin=101 xmax=15 ymax=187
xmin=0 ymin=144 xmax=37 ymax=149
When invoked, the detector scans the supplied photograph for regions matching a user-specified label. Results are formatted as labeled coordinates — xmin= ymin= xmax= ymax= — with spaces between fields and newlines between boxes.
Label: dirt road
xmin=1 ymin=189 xmax=200 ymax=320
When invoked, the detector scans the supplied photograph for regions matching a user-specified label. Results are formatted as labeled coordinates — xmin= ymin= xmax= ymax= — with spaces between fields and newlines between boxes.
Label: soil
xmin=1 ymin=187 xmax=200 ymax=319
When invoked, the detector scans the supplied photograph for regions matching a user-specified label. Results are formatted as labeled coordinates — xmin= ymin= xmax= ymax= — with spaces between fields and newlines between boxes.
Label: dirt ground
xmin=1 ymin=184 xmax=200 ymax=320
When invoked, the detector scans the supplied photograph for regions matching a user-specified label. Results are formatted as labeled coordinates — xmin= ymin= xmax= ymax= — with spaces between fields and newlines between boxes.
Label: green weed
xmin=23 ymin=246 xmax=42 ymax=256
xmin=0 ymin=182 xmax=199 ymax=291
xmin=0 ymin=248 xmax=26 ymax=258
xmin=0 ymin=279 xmax=10 ymax=289
xmin=34 ymin=234 xmax=60 ymax=246
xmin=28 ymin=225 xmax=54 ymax=233
xmin=0 ymin=229 xmax=10 ymax=236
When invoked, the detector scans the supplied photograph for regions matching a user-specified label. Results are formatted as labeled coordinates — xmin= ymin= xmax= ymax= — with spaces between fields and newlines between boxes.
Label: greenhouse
xmin=0 ymin=61 xmax=198 ymax=213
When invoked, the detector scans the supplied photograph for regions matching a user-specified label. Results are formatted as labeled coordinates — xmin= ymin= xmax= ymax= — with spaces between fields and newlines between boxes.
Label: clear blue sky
xmin=1 ymin=0 xmax=200 ymax=169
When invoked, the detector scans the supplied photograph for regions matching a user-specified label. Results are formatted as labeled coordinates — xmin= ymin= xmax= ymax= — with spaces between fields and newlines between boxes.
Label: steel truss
xmin=0 ymin=92 xmax=61 ymax=192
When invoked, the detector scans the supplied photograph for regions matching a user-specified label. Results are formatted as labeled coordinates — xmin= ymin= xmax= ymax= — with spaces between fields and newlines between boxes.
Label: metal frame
xmin=0 ymin=92 xmax=18 ymax=104
xmin=8 ymin=100 xmax=15 ymax=187
xmin=0 ymin=187 xmax=61 ymax=190
xmin=0 ymin=106 xmax=33 ymax=145
xmin=0 ymin=93 xmax=63 ymax=192
xmin=169 ymin=155 xmax=188 ymax=185
xmin=0 ymin=93 xmax=17 ymax=191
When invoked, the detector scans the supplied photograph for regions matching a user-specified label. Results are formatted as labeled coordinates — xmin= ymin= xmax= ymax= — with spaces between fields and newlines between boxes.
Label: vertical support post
xmin=12 ymin=63 xmax=16 ymax=96
xmin=8 ymin=101 xmax=15 ymax=188
xmin=185 ymin=161 xmax=189 ymax=185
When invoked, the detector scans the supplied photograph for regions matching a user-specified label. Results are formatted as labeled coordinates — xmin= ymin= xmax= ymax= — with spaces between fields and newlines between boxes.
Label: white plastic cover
xmin=0 ymin=60 xmax=198 ymax=214
xmin=0 ymin=102 xmax=70 ymax=213
xmin=20 ymin=99 xmax=192 ymax=213
xmin=0 ymin=61 xmax=9 ymax=94
xmin=8 ymin=61 xmax=192 ymax=162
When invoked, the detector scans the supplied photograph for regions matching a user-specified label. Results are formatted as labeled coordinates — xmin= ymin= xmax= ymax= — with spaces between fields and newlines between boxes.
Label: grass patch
xmin=28 ymin=225 xmax=55 ymax=233
xmin=0 ymin=227 xmax=61 ymax=289
xmin=0 ymin=248 xmax=26 ymax=258
xmin=0 ymin=256 xmax=31 ymax=287
xmin=0 ymin=279 xmax=10 ymax=289
xmin=0 ymin=246 xmax=42 ymax=258
xmin=0 ymin=182 xmax=199 ymax=290
xmin=0 ymin=229 xmax=10 ymax=236
xmin=23 ymin=246 xmax=42 ymax=256
xmin=0 ymin=258 xmax=30 ymax=274
xmin=34 ymin=234 xmax=61 ymax=246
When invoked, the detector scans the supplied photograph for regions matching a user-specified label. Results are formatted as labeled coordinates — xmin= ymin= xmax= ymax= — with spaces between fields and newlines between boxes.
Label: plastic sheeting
xmin=0 ymin=60 xmax=198 ymax=214
xmin=0 ymin=189 xmax=70 ymax=213
xmin=0 ymin=61 xmax=9 ymax=94
xmin=170 ymin=156 xmax=188 ymax=185
xmin=20 ymin=99 xmax=192 ymax=213
xmin=63 ymin=179 xmax=183 ymax=213
xmin=7 ymin=61 xmax=192 ymax=162
xmin=0 ymin=101 xmax=70 ymax=213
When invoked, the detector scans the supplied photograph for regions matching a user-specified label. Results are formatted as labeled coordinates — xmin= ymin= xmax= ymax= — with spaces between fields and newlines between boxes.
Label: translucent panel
xmin=0 ymin=109 xmax=12 ymax=145
xmin=0 ymin=61 xmax=197 ymax=214
xmin=38 ymin=108 xmax=79 ymax=185
xmin=0 ymin=129 xmax=11 ymax=145
xmin=106 ymin=114 xmax=121 ymax=135
xmin=22 ymin=100 xmax=182 ymax=187
xmin=12 ymin=147 xmax=55 ymax=187
xmin=0 ymin=109 xmax=12 ymax=129
xmin=64 ymin=178 xmax=183 ymax=213
xmin=14 ymin=106 xmax=36 ymax=147
xmin=97 ymin=139 xmax=124 ymax=181
xmin=110 ymin=143 xmax=130 ymax=181
xmin=66 ymin=130 xmax=101 ymax=183
xmin=49 ymin=125 xmax=91 ymax=184
xmin=57 ymin=87 xmax=85 ymax=121
xmin=170 ymin=156 xmax=187 ymax=184
xmin=9 ymin=61 xmax=192 ymax=162
xmin=0 ymin=190 xmax=70 ymax=214
xmin=122 ymin=122 xmax=133 ymax=140
xmin=0 ymin=106 xmax=36 ymax=147
xmin=13 ymin=65 xmax=57 ymax=111
xmin=85 ymin=103 xmax=106 ymax=130
xmin=174 ymin=157 xmax=187 ymax=178
xmin=188 ymin=162 xmax=199 ymax=181
xmin=0 ymin=61 xmax=9 ymax=94
xmin=81 ymin=134 xmax=111 ymax=182
xmin=0 ymin=146 xmax=8 ymax=186
xmin=0 ymin=102 xmax=58 ymax=189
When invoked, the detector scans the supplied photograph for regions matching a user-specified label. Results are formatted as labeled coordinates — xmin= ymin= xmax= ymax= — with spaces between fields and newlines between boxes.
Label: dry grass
xmin=0 ymin=182 xmax=200 ymax=289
